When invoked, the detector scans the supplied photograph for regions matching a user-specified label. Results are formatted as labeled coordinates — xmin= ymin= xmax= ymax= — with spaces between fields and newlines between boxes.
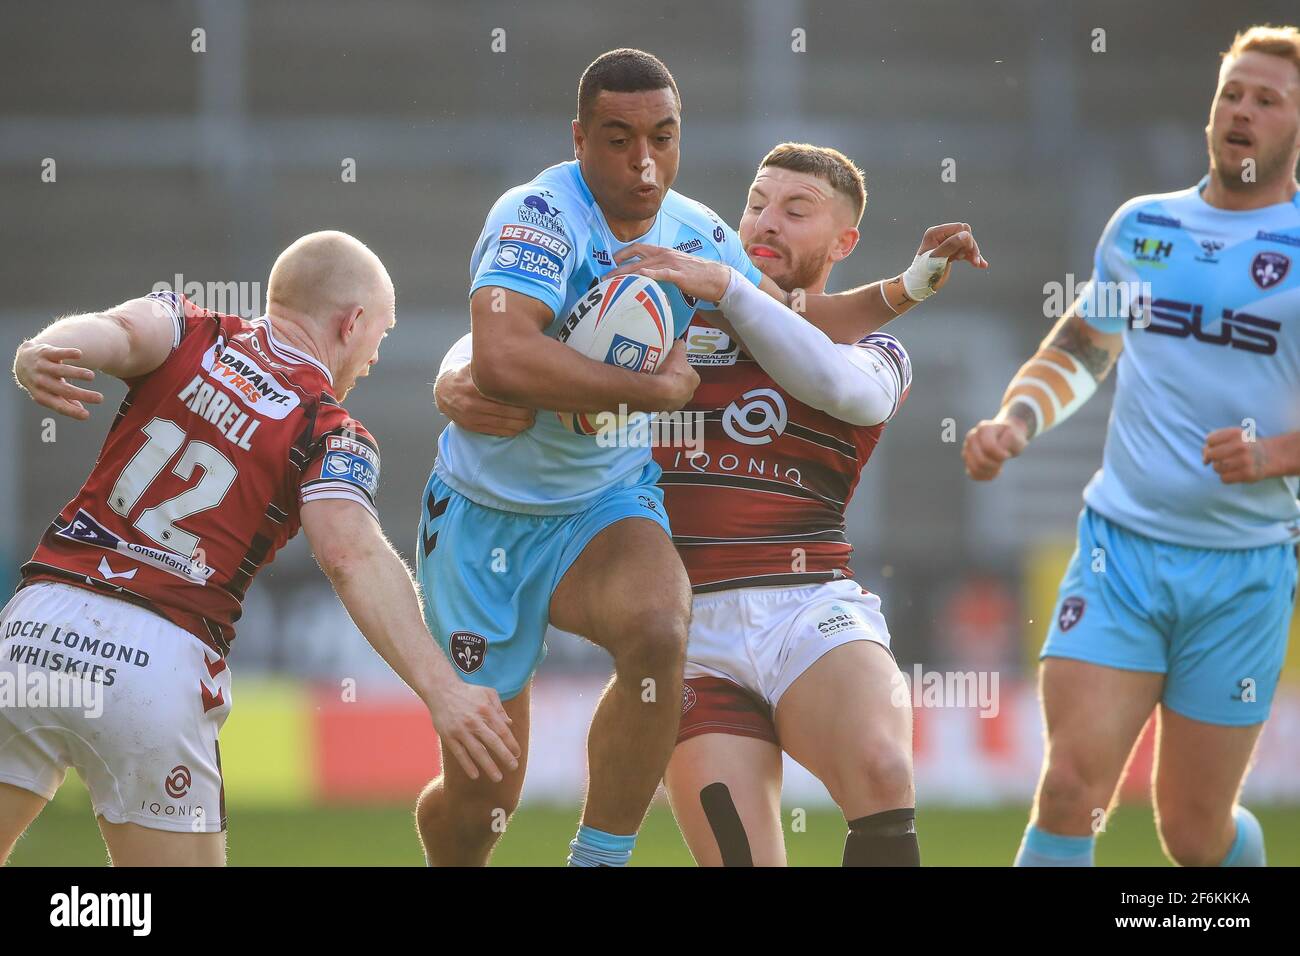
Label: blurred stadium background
xmin=2 ymin=0 xmax=1299 ymax=865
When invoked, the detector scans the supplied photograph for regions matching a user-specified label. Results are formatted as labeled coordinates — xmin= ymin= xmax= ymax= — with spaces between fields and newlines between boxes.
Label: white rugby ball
xmin=554 ymin=274 xmax=673 ymax=436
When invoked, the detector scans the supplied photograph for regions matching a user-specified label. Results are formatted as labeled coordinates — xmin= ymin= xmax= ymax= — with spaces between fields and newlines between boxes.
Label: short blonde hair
xmin=1222 ymin=24 xmax=1300 ymax=81
xmin=758 ymin=143 xmax=867 ymax=225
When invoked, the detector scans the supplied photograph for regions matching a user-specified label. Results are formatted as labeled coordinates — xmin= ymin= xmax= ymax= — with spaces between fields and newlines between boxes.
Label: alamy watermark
xmin=592 ymin=407 xmax=706 ymax=453
xmin=1043 ymin=274 xmax=1153 ymax=326
xmin=891 ymin=664 xmax=1000 ymax=718
xmin=0 ymin=664 xmax=104 ymax=719
xmin=152 ymin=275 xmax=262 ymax=318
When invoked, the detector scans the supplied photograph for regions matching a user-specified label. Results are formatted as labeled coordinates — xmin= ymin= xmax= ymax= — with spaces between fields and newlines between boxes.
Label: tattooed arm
xmin=962 ymin=307 xmax=1124 ymax=481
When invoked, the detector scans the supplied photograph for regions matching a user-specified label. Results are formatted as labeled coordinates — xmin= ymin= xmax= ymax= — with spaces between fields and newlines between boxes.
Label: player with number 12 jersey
xmin=2 ymin=232 xmax=518 ymax=866
xmin=22 ymin=290 xmax=381 ymax=656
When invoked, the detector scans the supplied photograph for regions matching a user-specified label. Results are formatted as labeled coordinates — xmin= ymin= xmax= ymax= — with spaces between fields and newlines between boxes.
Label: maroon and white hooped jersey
xmin=20 ymin=292 xmax=381 ymax=656
xmin=653 ymin=314 xmax=910 ymax=592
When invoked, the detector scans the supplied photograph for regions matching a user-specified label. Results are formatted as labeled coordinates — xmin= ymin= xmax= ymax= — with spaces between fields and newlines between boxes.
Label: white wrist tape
xmin=901 ymin=250 xmax=949 ymax=302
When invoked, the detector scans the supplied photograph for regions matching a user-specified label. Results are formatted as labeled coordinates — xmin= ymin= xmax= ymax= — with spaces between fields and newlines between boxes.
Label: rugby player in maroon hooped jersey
xmin=1 ymin=231 xmax=518 ymax=866
xmin=437 ymin=144 xmax=986 ymax=865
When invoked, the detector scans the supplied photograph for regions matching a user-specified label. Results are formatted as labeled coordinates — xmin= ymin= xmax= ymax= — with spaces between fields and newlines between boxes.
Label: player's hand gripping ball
xmin=554 ymin=274 xmax=674 ymax=435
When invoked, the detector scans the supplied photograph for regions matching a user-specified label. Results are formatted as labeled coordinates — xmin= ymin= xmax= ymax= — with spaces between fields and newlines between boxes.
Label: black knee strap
xmin=848 ymin=807 xmax=916 ymax=839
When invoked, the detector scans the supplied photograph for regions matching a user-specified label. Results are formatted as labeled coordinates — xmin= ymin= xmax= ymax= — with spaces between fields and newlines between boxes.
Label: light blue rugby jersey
xmin=436 ymin=160 xmax=763 ymax=514
xmin=1078 ymin=176 xmax=1300 ymax=549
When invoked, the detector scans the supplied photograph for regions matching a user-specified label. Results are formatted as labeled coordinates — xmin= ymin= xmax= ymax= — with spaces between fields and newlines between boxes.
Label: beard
xmin=755 ymin=240 xmax=834 ymax=294
xmin=1209 ymin=128 xmax=1299 ymax=192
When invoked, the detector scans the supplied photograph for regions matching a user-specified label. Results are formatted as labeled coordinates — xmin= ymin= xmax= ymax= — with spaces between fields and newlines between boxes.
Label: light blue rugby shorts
xmin=415 ymin=461 xmax=671 ymax=700
xmin=1042 ymin=506 xmax=1298 ymax=726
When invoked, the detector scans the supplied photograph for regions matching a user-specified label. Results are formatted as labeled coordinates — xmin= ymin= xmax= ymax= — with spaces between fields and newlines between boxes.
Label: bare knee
xmin=416 ymin=776 xmax=521 ymax=857
xmin=824 ymin=738 xmax=914 ymax=811
xmin=1155 ymin=800 xmax=1233 ymax=867
xmin=419 ymin=776 xmax=520 ymax=822
xmin=1036 ymin=752 xmax=1114 ymax=827
xmin=414 ymin=778 xmax=445 ymax=840
xmin=610 ymin=612 xmax=688 ymax=678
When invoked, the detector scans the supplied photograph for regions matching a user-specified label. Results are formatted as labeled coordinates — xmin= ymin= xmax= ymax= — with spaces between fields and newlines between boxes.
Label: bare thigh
xmin=97 ymin=819 xmax=226 ymax=866
xmin=0 ymin=782 xmax=48 ymax=865
xmin=1151 ymin=704 xmax=1264 ymax=866
xmin=776 ymin=641 xmax=913 ymax=819
xmin=1032 ymin=658 xmax=1163 ymax=833
xmin=549 ymin=516 xmax=691 ymax=651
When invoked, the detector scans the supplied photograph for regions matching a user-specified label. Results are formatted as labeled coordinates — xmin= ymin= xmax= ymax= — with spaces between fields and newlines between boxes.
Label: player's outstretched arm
xmin=469 ymin=286 xmax=697 ymax=414
xmin=433 ymin=332 xmax=535 ymax=437
xmin=609 ymin=224 xmax=987 ymax=345
xmin=794 ymin=223 xmax=989 ymax=343
xmin=710 ymin=267 xmax=906 ymax=425
xmin=13 ymin=297 xmax=177 ymax=419
xmin=962 ymin=307 xmax=1123 ymax=481
xmin=301 ymin=498 xmax=521 ymax=783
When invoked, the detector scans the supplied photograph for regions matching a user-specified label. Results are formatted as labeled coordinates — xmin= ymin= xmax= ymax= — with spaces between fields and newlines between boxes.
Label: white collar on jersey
xmin=252 ymin=316 xmax=334 ymax=386
xmin=1196 ymin=173 xmax=1300 ymax=211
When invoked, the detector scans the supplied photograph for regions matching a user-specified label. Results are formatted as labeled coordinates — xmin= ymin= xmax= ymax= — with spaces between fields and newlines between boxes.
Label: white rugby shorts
xmin=684 ymin=579 xmax=893 ymax=710
xmin=0 ymin=581 xmax=231 ymax=833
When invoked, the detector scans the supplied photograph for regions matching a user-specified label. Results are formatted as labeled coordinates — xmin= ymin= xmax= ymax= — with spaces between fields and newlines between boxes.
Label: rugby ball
xmin=554 ymin=274 xmax=673 ymax=435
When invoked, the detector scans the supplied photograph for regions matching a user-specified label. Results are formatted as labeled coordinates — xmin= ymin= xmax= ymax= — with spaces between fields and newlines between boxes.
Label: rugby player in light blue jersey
xmin=415 ymin=49 xmax=955 ymax=866
xmin=964 ymin=25 xmax=1300 ymax=867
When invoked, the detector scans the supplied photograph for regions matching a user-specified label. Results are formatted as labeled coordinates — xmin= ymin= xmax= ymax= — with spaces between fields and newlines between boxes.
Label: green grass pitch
xmin=9 ymin=800 xmax=1300 ymax=866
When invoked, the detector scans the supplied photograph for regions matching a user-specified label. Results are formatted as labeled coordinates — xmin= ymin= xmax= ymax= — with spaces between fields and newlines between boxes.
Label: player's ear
xmin=572 ymin=118 xmax=585 ymax=160
xmin=340 ymin=306 xmax=364 ymax=343
xmin=831 ymin=225 xmax=860 ymax=263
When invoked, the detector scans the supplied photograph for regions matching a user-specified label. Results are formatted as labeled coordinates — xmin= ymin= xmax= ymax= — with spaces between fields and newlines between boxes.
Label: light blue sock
xmin=1220 ymin=806 xmax=1266 ymax=867
xmin=567 ymin=824 xmax=636 ymax=867
xmin=1014 ymin=823 xmax=1096 ymax=866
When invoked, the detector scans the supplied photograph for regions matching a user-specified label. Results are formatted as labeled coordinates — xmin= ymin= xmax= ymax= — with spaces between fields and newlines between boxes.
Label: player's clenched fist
xmin=428 ymin=680 xmax=521 ymax=783
xmin=1202 ymin=427 xmax=1275 ymax=484
xmin=13 ymin=342 xmax=104 ymax=420
xmin=915 ymin=222 xmax=990 ymax=294
xmin=653 ymin=340 xmax=700 ymax=413
xmin=962 ymin=418 xmax=1029 ymax=481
